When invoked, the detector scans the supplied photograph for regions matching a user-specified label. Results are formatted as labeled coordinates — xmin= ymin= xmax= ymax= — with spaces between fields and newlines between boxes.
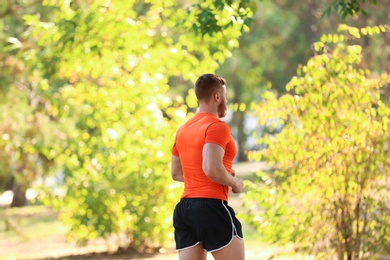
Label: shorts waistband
xmin=180 ymin=198 xmax=228 ymax=205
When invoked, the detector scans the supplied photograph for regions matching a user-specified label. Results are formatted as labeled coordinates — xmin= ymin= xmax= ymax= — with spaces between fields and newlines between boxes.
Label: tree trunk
xmin=236 ymin=110 xmax=248 ymax=162
xmin=11 ymin=181 xmax=27 ymax=207
xmin=230 ymin=73 xmax=248 ymax=162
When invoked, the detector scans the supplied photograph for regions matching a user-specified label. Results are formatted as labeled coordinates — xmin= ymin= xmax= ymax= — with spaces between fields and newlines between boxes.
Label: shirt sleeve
xmin=172 ymin=142 xmax=179 ymax=156
xmin=172 ymin=126 xmax=182 ymax=156
xmin=204 ymin=121 xmax=231 ymax=149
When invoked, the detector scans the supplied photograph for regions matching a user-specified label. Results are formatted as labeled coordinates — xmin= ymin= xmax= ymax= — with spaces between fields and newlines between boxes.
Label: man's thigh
xmin=211 ymin=237 xmax=245 ymax=260
xmin=179 ymin=243 xmax=207 ymax=260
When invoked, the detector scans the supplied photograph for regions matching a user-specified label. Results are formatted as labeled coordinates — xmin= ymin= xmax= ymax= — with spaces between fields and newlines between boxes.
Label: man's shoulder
xmin=205 ymin=120 xmax=231 ymax=137
xmin=207 ymin=119 xmax=229 ymax=128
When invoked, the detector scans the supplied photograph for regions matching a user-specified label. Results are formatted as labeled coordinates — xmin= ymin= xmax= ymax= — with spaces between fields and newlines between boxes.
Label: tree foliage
xmin=324 ymin=0 xmax=378 ymax=19
xmin=186 ymin=0 xmax=254 ymax=36
xmin=215 ymin=0 xmax=388 ymax=163
xmin=0 ymin=0 xmax=253 ymax=250
xmin=243 ymin=25 xmax=390 ymax=258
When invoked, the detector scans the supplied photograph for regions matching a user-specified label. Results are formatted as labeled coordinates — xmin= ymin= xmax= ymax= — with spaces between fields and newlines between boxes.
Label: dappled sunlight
xmin=1 ymin=0 xmax=389 ymax=259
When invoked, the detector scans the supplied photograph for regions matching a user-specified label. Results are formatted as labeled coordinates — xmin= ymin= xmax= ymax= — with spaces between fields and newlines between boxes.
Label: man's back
xmin=172 ymin=112 xmax=235 ymax=201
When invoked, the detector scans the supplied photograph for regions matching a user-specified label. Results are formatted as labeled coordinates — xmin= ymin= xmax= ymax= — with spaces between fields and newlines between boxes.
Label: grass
xmin=1 ymin=206 xmax=64 ymax=235
xmin=3 ymin=207 xmax=63 ymax=235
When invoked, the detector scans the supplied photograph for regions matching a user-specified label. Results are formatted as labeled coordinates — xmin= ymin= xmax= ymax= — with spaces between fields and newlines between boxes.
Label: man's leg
xmin=210 ymin=237 xmax=244 ymax=260
xmin=179 ymin=243 xmax=207 ymax=260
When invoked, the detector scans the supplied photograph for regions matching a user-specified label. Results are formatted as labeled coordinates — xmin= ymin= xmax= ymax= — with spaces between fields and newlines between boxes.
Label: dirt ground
xmin=0 ymin=231 xmax=178 ymax=260
xmin=0 ymin=207 xmax=177 ymax=260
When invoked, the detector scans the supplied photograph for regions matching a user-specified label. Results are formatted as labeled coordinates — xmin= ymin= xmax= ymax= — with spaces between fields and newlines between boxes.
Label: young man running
xmin=171 ymin=73 xmax=245 ymax=260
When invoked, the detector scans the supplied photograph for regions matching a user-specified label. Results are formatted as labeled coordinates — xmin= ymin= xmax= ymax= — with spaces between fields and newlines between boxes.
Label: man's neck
xmin=198 ymin=106 xmax=218 ymax=118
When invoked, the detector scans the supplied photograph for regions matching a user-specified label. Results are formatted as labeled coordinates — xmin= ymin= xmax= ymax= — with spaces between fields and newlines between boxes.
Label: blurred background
xmin=0 ymin=0 xmax=389 ymax=259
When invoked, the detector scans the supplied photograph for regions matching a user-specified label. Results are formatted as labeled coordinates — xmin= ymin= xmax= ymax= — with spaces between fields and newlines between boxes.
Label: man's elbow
xmin=171 ymin=171 xmax=184 ymax=182
xmin=171 ymin=174 xmax=180 ymax=181
xmin=202 ymin=165 xmax=210 ymax=176
xmin=203 ymin=166 xmax=218 ymax=181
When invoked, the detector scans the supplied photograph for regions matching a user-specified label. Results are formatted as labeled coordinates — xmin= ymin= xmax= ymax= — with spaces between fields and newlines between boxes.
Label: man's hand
xmin=231 ymin=176 xmax=243 ymax=194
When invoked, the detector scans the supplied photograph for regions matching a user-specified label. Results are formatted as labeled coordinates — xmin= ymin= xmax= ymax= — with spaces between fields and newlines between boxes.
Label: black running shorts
xmin=173 ymin=198 xmax=243 ymax=252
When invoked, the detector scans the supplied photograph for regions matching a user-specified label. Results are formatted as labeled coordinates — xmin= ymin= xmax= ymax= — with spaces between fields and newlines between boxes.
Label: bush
xmin=243 ymin=25 xmax=390 ymax=259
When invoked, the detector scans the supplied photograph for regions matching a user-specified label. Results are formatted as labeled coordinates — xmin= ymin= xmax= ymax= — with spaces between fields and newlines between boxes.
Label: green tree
xmin=0 ymin=0 xmax=57 ymax=206
xmin=243 ymin=25 xmax=390 ymax=258
xmin=1 ymin=0 xmax=253 ymax=250
xmin=0 ymin=88 xmax=57 ymax=206
xmin=216 ymin=0 xmax=389 ymax=162
xmin=216 ymin=0 xmax=310 ymax=161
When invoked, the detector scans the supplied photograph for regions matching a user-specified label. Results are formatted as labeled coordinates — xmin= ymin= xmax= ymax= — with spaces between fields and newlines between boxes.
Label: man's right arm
xmin=171 ymin=155 xmax=184 ymax=182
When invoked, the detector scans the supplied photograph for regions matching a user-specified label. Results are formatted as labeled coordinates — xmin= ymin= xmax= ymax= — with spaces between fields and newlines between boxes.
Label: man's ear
xmin=214 ymin=91 xmax=221 ymax=103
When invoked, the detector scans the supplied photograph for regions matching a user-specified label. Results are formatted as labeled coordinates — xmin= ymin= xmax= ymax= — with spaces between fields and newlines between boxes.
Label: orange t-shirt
xmin=172 ymin=112 xmax=237 ymax=201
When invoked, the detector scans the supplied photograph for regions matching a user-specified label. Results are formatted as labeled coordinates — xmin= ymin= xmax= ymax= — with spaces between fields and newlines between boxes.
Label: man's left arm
xmin=202 ymin=143 xmax=243 ymax=193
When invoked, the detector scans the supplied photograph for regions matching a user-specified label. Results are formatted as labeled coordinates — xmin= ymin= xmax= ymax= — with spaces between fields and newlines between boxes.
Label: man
xmin=171 ymin=73 xmax=245 ymax=260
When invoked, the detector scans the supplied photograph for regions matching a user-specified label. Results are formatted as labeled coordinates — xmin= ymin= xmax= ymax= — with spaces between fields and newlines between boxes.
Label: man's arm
xmin=202 ymin=143 xmax=243 ymax=193
xmin=171 ymin=155 xmax=184 ymax=182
